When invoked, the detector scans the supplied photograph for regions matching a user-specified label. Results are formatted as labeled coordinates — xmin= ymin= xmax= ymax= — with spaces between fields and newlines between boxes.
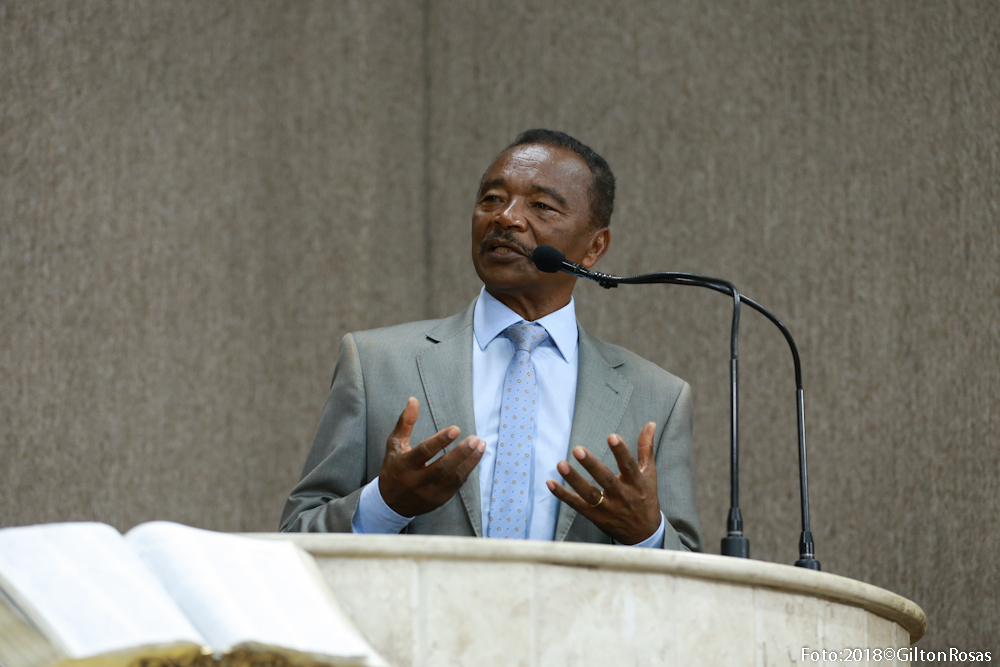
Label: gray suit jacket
xmin=280 ymin=298 xmax=702 ymax=551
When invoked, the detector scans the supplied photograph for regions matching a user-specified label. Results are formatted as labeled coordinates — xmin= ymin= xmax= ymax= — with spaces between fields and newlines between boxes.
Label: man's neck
xmin=483 ymin=286 xmax=572 ymax=322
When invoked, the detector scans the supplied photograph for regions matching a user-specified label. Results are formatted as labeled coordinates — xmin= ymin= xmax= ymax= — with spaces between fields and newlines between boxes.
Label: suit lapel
xmin=416 ymin=301 xmax=483 ymax=536
xmin=554 ymin=326 xmax=633 ymax=542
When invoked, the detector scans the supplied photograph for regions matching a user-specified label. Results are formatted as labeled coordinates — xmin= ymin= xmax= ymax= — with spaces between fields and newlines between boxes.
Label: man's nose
xmin=496 ymin=198 xmax=528 ymax=229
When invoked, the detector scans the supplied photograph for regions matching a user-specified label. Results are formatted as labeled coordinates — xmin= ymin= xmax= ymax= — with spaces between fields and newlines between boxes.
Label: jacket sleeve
xmin=656 ymin=382 xmax=703 ymax=552
xmin=280 ymin=333 xmax=369 ymax=532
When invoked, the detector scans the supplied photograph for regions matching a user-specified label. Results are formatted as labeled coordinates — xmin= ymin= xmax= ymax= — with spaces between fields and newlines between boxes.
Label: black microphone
xmin=530 ymin=245 xmax=570 ymax=273
xmin=531 ymin=245 xmax=820 ymax=570
xmin=531 ymin=246 xmax=619 ymax=288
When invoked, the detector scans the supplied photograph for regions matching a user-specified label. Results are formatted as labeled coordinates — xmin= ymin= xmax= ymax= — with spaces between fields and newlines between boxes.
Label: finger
xmin=425 ymin=436 xmax=481 ymax=479
xmin=556 ymin=459 xmax=606 ymax=506
xmin=445 ymin=437 xmax=487 ymax=485
xmin=546 ymin=478 xmax=596 ymax=515
xmin=607 ymin=434 xmax=642 ymax=484
xmin=571 ymin=446 xmax=620 ymax=492
xmin=636 ymin=422 xmax=657 ymax=473
xmin=405 ymin=425 xmax=461 ymax=467
xmin=387 ymin=397 xmax=420 ymax=452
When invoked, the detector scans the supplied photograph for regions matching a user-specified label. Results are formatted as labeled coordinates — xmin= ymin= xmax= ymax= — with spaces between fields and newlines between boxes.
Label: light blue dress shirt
xmin=352 ymin=288 xmax=665 ymax=548
xmin=471 ymin=287 xmax=579 ymax=540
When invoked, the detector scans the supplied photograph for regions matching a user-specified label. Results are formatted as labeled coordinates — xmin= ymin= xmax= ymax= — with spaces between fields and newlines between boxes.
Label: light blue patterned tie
xmin=488 ymin=322 xmax=548 ymax=539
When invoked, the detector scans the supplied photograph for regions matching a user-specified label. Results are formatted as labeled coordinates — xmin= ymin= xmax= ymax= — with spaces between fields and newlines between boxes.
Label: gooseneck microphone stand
xmin=531 ymin=246 xmax=819 ymax=570
xmin=532 ymin=246 xmax=750 ymax=559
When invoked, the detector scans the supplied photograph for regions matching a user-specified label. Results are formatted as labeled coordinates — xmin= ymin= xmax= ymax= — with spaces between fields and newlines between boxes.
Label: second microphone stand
xmin=532 ymin=246 xmax=819 ymax=569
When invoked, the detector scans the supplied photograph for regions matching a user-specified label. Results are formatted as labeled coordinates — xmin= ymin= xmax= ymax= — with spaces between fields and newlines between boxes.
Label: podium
xmin=260 ymin=534 xmax=926 ymax=667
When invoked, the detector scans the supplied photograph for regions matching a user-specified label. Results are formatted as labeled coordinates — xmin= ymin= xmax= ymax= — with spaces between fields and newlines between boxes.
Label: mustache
xmin=478 ymin=231 xmax=532 ymax=257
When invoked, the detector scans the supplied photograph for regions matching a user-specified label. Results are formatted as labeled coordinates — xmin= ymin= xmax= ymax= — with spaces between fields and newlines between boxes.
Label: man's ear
xmin=580 ymin=227 xmax=611 ymax=269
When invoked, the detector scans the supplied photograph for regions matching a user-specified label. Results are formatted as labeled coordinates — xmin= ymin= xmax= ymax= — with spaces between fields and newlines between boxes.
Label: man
xmin=281 ymin=129 xmax=701 ymax=551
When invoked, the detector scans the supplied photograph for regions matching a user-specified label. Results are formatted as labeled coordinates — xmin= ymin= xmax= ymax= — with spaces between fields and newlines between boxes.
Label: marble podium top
xmin=252 ymin=533 xmax=926 ymax=643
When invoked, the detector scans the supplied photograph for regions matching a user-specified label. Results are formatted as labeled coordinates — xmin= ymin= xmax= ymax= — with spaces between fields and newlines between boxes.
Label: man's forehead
xmin=485 ymin=144 xmax=591 ymax=187
xmin=506 ymin=143 xmax=555 ymax=164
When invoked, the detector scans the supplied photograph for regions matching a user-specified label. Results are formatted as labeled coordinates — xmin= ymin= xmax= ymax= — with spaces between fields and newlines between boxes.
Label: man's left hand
xmin=546 ymin=421 xmax=661 ymax=545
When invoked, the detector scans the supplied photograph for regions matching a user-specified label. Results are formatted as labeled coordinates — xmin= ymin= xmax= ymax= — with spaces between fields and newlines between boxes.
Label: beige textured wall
xmin=0 ymin=1 xmax=427 ymax=531
xmin=2 ymin=0 xmax=997 ymax=658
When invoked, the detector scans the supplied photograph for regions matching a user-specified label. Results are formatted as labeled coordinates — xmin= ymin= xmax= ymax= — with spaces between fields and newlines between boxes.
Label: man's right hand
xmin=378 ymin=397 xmax=485 ymax=517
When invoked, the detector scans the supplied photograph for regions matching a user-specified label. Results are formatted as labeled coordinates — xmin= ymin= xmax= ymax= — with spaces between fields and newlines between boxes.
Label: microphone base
xmin=794 ymin=557 xmax=821 ymax=570
xmin=796 ymin=532 xmax=819 ymax=570
xmin=721 ymin=535 xmax=751 ymax=559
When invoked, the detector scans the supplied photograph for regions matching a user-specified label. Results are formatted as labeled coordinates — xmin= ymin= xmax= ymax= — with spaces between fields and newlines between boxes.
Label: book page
xmin=124 ymin=522 xmax=380 ymax=665
xmin=0 ymin=523 xmax=205 ymax=659
xmin=0 ymin=583 xmax=65 ymax=667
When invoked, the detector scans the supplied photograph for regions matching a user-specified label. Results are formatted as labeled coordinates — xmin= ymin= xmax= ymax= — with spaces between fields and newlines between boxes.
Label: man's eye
xmin=482 ymin=195 xmax=501 ymax=203
xmin=534 ymin=202 xmax=552 ymax=210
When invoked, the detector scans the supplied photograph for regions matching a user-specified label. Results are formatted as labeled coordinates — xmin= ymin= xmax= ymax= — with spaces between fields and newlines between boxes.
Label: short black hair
xmin=502 ymin=129 xmax=616 ymax=228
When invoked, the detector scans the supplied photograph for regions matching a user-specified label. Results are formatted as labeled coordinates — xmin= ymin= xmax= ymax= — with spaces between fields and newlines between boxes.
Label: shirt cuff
xmin=351 ymin=476 xmax=414 ymax=534
xmin=613 ymin=512 xmax=666 ymax=548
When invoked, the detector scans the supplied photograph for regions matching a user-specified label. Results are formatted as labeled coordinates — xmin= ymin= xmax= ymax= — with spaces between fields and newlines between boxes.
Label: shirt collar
xmin=473 ymin=286 xmax=578 ymax=362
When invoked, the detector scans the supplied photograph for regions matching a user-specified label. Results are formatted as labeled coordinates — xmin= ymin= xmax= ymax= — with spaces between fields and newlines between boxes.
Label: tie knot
xmin=502 ymin=322 xmax=548 ymax=353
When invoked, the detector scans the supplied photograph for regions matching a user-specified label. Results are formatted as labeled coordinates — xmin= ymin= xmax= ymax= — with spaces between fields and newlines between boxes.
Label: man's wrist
xmin=351 ymin=476 xmax=414 ymax=534
xmin=614 ymin=512 xmax=666 ymax=548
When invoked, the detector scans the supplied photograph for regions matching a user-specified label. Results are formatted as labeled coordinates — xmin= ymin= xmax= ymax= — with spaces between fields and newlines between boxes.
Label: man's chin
xmin=479 ymin=271 xmax=561 ymax=298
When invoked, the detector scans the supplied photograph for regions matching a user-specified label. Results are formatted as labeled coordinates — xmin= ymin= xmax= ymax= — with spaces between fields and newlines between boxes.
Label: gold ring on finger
xmin=589 ymin=489 xmax=605 ymax=508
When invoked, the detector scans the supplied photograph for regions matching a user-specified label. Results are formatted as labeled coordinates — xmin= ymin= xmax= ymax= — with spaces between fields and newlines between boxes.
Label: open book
xmin=0 ymin=522 xmax=387 ymax=667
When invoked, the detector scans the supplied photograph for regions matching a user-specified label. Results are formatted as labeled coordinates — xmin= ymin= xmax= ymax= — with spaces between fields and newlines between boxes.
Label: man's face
xmin=471 ymin=144 xmax=608 ymax=302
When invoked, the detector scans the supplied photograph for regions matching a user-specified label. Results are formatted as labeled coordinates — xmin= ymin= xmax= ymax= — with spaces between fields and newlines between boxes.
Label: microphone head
xmin=531 ymin=245 xmax=566 ymax=273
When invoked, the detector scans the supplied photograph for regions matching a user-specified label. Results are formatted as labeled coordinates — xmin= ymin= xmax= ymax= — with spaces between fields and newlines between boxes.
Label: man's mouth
xmin=491 ymin=245 xmax=520 ymax=255
xmin=480 ymin=232 xmax=531 ymax=257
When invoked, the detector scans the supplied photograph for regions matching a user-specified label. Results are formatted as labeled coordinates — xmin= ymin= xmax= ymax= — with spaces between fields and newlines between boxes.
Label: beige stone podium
xmin=259 ymin=534 xmax=926 ymax=667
